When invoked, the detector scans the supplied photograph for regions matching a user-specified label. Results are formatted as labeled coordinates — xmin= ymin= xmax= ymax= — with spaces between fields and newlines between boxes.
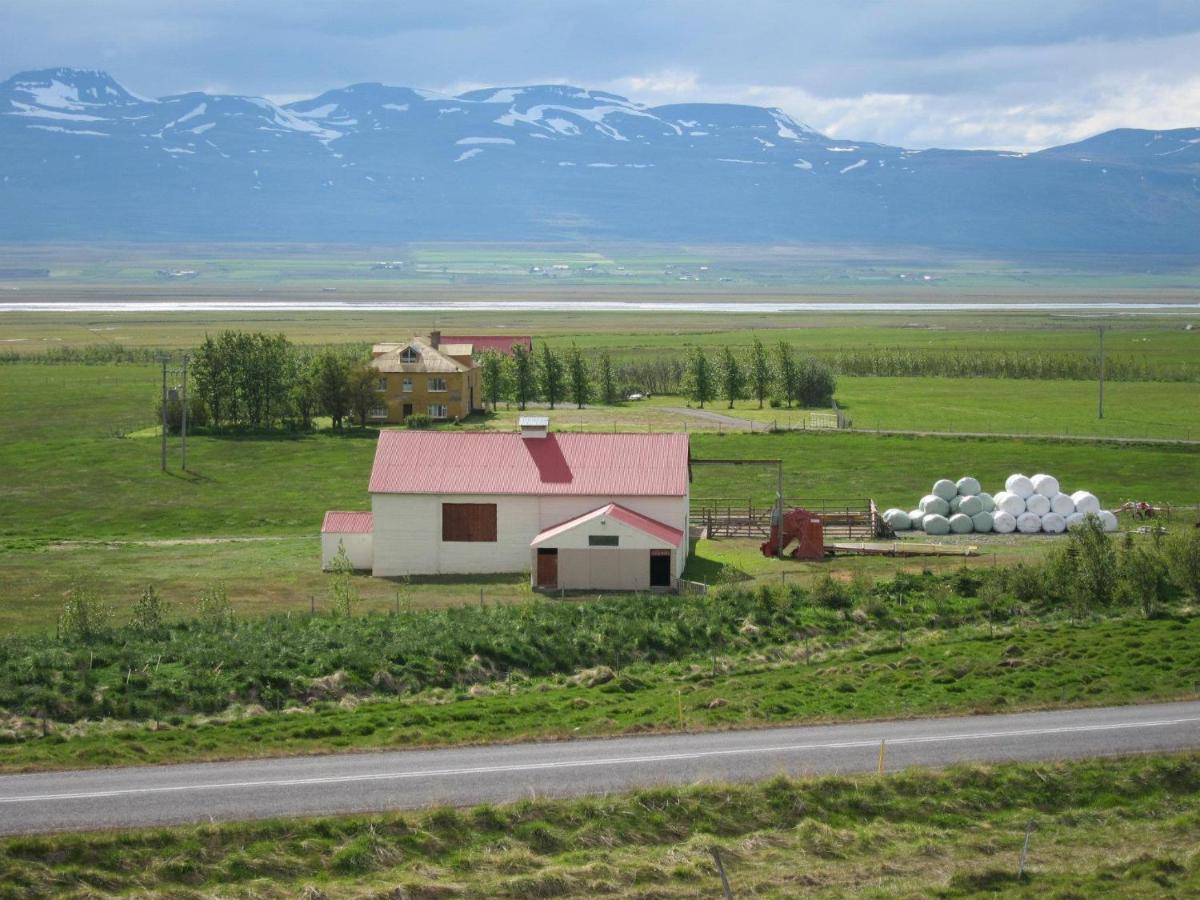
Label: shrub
xmin=405 ymin=414 xmax=432 ymax=429
xmin=811 ymin=573 xmax=853 ymax=610
xmin=197 ymin=584 xmax=234 ymax=630
xmin=1119 ymin=534 xmax=1172 ymax=618
xmin=57 ymin=583 xmax=113 ymax=643
xmin=131 ymin=585 xmax=170 ymax=634
xmin=1166 ymin=529 xmax=1200 ymax=600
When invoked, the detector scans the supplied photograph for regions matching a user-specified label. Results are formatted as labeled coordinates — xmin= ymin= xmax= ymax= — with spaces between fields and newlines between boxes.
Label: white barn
xmin=322 ymin=424 xmax=691 ymax=591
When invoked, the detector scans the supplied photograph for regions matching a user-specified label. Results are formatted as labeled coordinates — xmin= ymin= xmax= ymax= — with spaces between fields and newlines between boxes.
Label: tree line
xmin=477 ymin=339 xmax=835 ymax=410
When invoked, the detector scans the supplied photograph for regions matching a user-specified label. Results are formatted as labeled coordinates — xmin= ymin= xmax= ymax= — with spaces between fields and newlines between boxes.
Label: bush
xmin=131 ymin=585 xmax=170 ymax=634
xmin=1166 ymin=529 xmax=1200 ymax=600
xmin=405 ymin=414 xmax=432 ymax=429
xmin=197 ymin=584 xmax=234 ymax=630
xmin=57 ymin=583 xmax=113 ymax=643
xmin=811 ymin=573 xmax=853 ymax=610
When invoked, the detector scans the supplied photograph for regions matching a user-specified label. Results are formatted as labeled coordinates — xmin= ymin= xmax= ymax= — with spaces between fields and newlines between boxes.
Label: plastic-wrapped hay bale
xmin=956 ymin=476 xmax=981 ymax=496
xmin=1006 ymin=474 xmax=1035 ymax=499
xmin=993 ymin=511 xmax=1017 ymax=534
xmin=932 ymin=479 xmax=958 ymax=501
xmin=1071 ymin=491 xmax=1101 ymax=515
xmin=1016 ymin=512 xmax=1042 ymax=534
xmin=920 ymin=494 xmax=950 ymax=517
xmin=1099 ymin=510 xmax=1119 ymax=532
xmin=1025 ymin=493 xmax=1051 ymax=516
xmin=993 ymin=491 xmax=1026 ymax=516
xmin=958 ymin=495 xmax=984 ymax=517
xmin=923 ymin=513 xmax=951 ymax=536
xmin=949 ymin=495 xmax=963 ymax=513
xmin=1065 ymin=511 xmax=1088 ymax=530
xmin=1041 ymin=512 xmax=1067 ymax=534
xmin=948 ymin=513 xmax=974 ymax=534
xmin=1050 ymin=492 xmax=1075 ymax=516
xmin=883 ymin=508 xmax=911 ymax=531
xmin=971 ymin=511 xmax=994 ymax=532
xmin=1031 ymin=473 xmax=1060 ymax=497
xmin=908 ymin=509 xmax=926 ymax=530
xmin=977 ymin=492 xmax=996 ymax=512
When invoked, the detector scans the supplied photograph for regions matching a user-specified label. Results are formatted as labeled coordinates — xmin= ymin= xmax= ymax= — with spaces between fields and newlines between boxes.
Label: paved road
xmin=1 ymin=701 xmax=1197 ymax=835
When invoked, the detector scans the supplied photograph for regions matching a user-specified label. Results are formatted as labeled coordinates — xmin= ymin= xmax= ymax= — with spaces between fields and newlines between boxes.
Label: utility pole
xmin=1097 ymin=325 xmax=1106 ymax=420
xmin=180 ymin=354 xmax=189 ymax=471
xmin=160 ymin=355 xmax=168 ymax=472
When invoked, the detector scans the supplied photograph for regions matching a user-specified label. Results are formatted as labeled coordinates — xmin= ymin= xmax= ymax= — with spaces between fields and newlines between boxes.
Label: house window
xmin=428 ymin=377 xmax=448 ymax=392
xmin=428 ymin=404 xmax=449 ymax=419
xmin=368 ymin=403 xmax=388 ymax=419
xmin=442 ymin=503 xmax=497 ymax=542
xmin=402 ymin=378 xmax=413 ymax=392
xmin=374 ymin=377 xmax=388 ymax=391
xmin=399 ymin=346 xmax=420 ymax=362
xmin=589 ymin=535 xmax=619 ymax=547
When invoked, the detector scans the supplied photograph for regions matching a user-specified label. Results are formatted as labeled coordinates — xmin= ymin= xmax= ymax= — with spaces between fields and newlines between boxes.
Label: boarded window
xmin=588 ymin=534 xmax=619 ymax=547
xmin=442 ymin=503 xmax=497 ymax=542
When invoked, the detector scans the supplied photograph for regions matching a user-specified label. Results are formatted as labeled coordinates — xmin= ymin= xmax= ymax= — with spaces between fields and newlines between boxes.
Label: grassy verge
xmin=2 ymin=613 xmax=1196 ymax=773
xmin=2 ymin=753 xmax=1197 ymax=897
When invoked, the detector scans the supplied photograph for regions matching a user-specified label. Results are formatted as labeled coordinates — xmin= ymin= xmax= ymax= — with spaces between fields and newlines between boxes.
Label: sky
xmin=2 ymin=0 xmax=1199 ymax=151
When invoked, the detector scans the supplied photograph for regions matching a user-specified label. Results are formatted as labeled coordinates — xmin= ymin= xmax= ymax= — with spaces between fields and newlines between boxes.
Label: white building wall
xmin=321 ymin=532 xmax=374 ymax=571
xmin=371 ymin=491 xmax=688 ymax=578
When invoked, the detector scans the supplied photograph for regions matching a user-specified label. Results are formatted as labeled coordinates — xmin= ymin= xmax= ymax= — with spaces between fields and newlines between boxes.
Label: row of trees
xmin=475 ymin=339 xmax=836 ymax=410
xmin=188 ymin=331 xmax=377 ymax=431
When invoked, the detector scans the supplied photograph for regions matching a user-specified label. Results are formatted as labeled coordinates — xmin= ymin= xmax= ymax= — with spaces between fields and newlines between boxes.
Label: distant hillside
xmin=1 ymin=67 xmax=1198 ymax=254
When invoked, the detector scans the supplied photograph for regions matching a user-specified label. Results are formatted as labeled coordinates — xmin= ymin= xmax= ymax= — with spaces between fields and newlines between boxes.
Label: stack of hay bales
xmin=886 ymin=472 xmax=1119 ymax=536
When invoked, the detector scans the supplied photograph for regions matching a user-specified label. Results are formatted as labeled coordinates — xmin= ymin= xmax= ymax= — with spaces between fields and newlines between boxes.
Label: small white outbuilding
xmin=320 ymin=511 xmax=374 ymax=570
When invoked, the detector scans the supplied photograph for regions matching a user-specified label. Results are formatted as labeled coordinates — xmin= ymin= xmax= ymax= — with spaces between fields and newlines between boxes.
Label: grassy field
xmin=2 ymin=752 xmax=1197 ymax=897
xmin=1 ymin=611 xmax=1195 ymax=773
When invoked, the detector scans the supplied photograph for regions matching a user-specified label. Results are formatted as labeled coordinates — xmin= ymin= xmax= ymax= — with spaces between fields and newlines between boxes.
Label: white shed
xmin=320 ymin=511 xmax=374 ymax=570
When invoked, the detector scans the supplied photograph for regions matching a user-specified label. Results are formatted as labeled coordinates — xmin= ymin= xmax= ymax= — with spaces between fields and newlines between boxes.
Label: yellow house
xmin=368 ymin=332 xmax=482 ymax=423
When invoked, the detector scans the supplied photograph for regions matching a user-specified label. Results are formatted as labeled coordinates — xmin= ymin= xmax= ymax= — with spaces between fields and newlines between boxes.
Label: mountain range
xmin=1 ymin=67 xmax=1198 ymax=254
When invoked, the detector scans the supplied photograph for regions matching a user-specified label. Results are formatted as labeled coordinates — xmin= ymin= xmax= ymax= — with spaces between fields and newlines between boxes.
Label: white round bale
xmin=908 ymin=509 xmax=926 ymax=530
xmin=993 ymin=491 xmax=1026 ymax=516
xmin=1025 ymin=493 xmax=1051 ymax=516
xmin=920 ymin=494 xmax=950 ymax=516
xmin=923 ymin=514 xmax=951 ymax=536
xmin=948 ymin=513 xmax=974 ymax=534
xmin=977 ymin=492 xmax=996 ymax=512
xmin=1006 ymin=474 xmax=1035 ymax=499
xmin=932 ymin=479 xmax=958 ymax=501
xmin=971 ymin=511 xmax=994 ymax=532
xmin=1066 ymin=512 xmax=1088 ymax=530
xmin=1031 ymin=473 xmax=1060 ymax=497
xmin=949 ymin=495 xmax=963 ymax=513
xmin=1016 ymin=511 xmax=1042 ymax=534
xmin=1071 ymin=491 xmax=1101 ymax=515
xmin=956 ymin=476 xmax=981 ymax=496
xmin=992 ymin=511 xmax=1017 ymax=533
xmin=1041 ymin=512 xmax=1067 ymax=534
xmin=1099 ymin=510 xmax=1119 ymax=532
xmin=883 ymin=508 xmax=911 ymax=531
xmin=1049 ymin=492 xmax=1075 ymax=516
xmin=958 ymin=495 xmax=984 ymax=517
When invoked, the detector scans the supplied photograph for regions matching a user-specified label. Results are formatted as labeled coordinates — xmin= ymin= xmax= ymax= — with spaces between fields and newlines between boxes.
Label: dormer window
xmin=399 ymin=346 xmax=420 ymax=363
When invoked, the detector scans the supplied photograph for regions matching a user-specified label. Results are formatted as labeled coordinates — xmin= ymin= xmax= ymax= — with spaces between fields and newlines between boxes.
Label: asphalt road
xmin=1 ymin=700 xmax=1198 ymax=835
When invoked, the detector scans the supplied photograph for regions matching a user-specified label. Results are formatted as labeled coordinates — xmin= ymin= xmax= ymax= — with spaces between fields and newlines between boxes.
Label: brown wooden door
xmin=536 ymin=548 xmax=558 ymax=588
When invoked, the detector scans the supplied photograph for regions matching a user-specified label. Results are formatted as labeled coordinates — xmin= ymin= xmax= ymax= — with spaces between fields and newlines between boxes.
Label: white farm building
xmin=321 ymin=422 xmax=691 ymax=591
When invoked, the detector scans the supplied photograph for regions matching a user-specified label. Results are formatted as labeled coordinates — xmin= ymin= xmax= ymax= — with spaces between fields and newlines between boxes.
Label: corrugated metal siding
xmin=321 ymin=511 xmax=374 ymax=534
xmin=369 ymin=432 xmax=689 ymax=496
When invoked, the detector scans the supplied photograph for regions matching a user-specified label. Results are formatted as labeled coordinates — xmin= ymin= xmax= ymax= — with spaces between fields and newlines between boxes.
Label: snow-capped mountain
xmin=1 ymin=67 xmax=1197 ymax=253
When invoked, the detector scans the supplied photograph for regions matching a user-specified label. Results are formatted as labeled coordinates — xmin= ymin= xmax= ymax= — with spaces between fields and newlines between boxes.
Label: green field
xmin=2 ymin=753 xmax=1197 ymax=898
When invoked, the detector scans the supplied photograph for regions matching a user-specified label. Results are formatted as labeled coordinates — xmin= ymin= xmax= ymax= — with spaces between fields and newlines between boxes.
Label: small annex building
xmin=321 ymin=421 xmax=690 ymax=591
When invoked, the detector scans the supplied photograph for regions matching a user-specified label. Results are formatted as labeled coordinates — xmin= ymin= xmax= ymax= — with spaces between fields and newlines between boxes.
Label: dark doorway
xmin=537 ymin=548 xmax=558 ymax=588
xmin=402 ymin=403 xmax=413 ymax=419
xmin=649 ymin=550 xmax=671 ymax=587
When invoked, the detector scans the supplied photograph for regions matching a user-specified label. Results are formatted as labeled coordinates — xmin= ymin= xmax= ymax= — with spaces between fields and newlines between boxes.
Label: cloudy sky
xmin=2 ymin=0 xmax=1198 ymax=150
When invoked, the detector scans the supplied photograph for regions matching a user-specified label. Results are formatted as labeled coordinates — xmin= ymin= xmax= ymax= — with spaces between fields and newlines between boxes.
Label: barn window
xmin=442 ymin=503 xmax=497 ymax=542
xmin=589 ymin=535 xmax=619 ymax=546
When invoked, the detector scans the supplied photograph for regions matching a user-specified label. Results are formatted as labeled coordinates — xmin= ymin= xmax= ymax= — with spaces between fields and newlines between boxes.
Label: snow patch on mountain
xmin=454 ymin=148 xmax=482 ymax=162
xmin=456 ymin=136 xmax=515 ymax=145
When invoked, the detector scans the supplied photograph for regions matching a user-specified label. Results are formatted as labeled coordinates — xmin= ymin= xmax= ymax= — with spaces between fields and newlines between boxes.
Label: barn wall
xmin=321 ymin=532 xmax=373 ymax=570
xmin=371 ymin=494 xmax=439 ymax=576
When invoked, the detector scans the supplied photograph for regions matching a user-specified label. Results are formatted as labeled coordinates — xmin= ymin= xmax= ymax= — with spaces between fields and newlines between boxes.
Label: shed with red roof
xmin=325 ymin=425 xmax=690 ymax=589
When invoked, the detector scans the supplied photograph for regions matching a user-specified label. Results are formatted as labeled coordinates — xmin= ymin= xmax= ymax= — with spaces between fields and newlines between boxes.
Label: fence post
xmin=710 ymin=847 xmax=735 ymax=900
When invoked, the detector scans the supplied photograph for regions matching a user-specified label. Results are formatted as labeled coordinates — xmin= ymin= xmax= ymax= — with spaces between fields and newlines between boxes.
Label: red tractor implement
xmin=761 ymin=508 xmax=826 ymax=560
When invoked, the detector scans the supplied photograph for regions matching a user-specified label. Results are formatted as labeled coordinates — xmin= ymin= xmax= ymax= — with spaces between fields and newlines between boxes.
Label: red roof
xmin=441 ymin=335 xmax=533 ymax=356
xmin=533 ymin=503 xmax=684 ymax=547
xmin=321 ymin=511 xmax=374 ymax=534
xmin=369 ymin=432 xmax=689 ymax=496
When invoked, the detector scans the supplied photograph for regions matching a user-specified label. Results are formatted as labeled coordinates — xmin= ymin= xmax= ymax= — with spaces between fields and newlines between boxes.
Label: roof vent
xmin=519 ymin=415 xmax=549 ymax=439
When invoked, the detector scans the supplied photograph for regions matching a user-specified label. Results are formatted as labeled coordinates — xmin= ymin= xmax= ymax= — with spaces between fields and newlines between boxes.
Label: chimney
xmin=519 ymin=416 xmax=549 ymax=439
xmin=429 ymin=330 xmax=441 ymax=349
